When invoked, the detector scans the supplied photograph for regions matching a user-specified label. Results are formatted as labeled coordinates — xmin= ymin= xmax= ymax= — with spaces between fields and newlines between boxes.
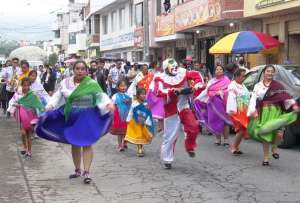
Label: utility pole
xmin=143 ymin=0 xmax=150 ymax=62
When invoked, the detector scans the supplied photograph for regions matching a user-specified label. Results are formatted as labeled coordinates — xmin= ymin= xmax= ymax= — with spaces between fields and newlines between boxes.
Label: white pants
xmin=160 ymin=114 xmax=181 ymax=163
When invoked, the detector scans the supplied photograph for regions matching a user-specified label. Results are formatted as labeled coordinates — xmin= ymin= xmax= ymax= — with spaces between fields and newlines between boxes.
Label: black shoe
xmin=20 ymin=150 xmax=26 ymax=155
xmin=83 ymin=177 xmax=92 ymax=184
xmin=223 ymin=143 xmax=230 ymax=147
xmin=214 ymin=142 xmax=221 ymax=146
xmin=6 ymin=112 xmax=10 ymax=118
xmin=272 ymin=153 xmax=280 ymax=159
xmin=69 ymin=169 xmax=81 ymax=179
xmin=262 ymin=161 xmax=269 ymax=166
xmin=164 ymin=163 xmax=172 ymax=169
xmin=187 ymin=151 xmax=195 ymax=158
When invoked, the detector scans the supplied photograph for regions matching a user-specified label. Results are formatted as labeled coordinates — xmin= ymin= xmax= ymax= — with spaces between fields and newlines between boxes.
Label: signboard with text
xmin=175 ymin=0 xmax=222 ymax=32
xmin=100 ymin=32 xmax=134 ymax=51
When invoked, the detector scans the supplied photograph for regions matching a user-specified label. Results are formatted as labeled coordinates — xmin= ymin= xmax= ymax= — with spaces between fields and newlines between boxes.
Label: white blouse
xmin=247 ymin=81 xmax=295 ymax=117
xmin=47 ymin=76 xmax=111 ymax=115
xmin=226 ymin=81 xmax=250 ymax=114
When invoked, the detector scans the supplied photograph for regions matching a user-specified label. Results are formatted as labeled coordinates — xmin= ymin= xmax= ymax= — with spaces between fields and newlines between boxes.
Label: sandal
xmin=272 ymin=153 xmax=280 ymax=159
xmin=69 ymin=169 xmax=81 ymax=179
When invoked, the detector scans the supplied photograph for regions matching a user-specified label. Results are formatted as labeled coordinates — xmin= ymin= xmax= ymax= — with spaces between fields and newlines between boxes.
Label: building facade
xmin=244 ymin=0 xmax=300 ymax=66
xmin=155 ymin=0 xmax=244 ymax=72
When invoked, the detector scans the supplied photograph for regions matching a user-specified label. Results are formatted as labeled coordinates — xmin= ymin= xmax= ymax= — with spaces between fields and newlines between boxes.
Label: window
xmin=129 ymin=3 xmax=133 ymax=26
xmin=94 ymin=14 xmax=100 ymax=34
xmin=119 ymin=8 xmax=125 ymax=29
xmin=111 ymin=11 xmax=117 ymax=32
xmin=69 ymin=32 xmax=76 ymax=44
xmin=135 ymin=3 xmax=143 ymax=27
xmin=54 ymin=30 xmax=60 ymax=38
xmin=102 ymin=15 xmax=108 ymax=35
xmin=88 ymin=19 xmax=92 ymax=34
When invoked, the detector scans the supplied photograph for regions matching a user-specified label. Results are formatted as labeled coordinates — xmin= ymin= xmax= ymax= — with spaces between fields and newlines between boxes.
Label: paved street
xmin=1 ymin=114 xmax=300 ymax=203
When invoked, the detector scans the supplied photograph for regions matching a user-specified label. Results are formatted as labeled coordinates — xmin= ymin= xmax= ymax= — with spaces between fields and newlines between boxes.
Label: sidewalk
xmin=0 ymin=115 xmax=107 ymax=203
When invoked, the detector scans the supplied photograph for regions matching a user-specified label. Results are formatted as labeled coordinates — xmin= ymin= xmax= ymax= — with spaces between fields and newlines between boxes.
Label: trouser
xmin=161 ymin=108 xmax=199 ymax=163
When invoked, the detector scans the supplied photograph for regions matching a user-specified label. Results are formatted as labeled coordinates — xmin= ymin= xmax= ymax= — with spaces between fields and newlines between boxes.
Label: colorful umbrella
xmin=209 ymin=31 xmax=280 ymax=54
xmin=64 ymin=58 xmax=77 ymax=64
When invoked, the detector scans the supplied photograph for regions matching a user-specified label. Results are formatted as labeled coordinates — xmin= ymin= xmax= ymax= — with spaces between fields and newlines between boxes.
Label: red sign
xmin=175 ymin=0 xmax=222 ymax=32
xmin=134 ymin=26 xmax=144 ymax=48
xmin=155 ymin=12 xmax=175 ymax=37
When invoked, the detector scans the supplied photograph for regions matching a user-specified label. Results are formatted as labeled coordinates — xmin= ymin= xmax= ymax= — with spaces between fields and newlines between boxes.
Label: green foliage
xmin=0 ymin=40 xmax=20 ymax=57
xmin=48 ymin=53 xmax=58 ymax=66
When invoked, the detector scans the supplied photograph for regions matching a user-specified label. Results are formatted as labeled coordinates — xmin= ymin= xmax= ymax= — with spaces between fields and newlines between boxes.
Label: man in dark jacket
xmin=95 ymin=59 xmax=109 ymax=93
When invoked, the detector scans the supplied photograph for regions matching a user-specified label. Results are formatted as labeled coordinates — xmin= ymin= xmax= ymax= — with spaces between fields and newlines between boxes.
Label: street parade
xmin=1 ymin=0 xmax=300 ymax=202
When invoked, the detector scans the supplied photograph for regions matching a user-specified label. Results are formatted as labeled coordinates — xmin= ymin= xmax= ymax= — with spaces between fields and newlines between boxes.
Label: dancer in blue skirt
xmin=36 ymin=61 xmax=114 ymax=184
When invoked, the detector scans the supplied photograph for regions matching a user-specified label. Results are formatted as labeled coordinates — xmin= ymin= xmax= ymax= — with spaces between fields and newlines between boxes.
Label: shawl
xmin=18 ymin=90 xmax=45 ymax=113
xmin=207 ymin=75 xmax=231 ymax=102
xmin=115 ymin=92 xmax=132 ymax=121
xmin=64 ymin=76 xmax=102 ymax=121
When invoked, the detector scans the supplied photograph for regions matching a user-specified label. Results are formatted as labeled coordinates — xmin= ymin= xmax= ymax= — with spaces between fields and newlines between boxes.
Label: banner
xmin=155 ymin=12 xmax=175 ymax=37
xmin=175 ymin=0 xmax=222 ymax=32
xmin=134 ymin=26 xmax=144 ymax=48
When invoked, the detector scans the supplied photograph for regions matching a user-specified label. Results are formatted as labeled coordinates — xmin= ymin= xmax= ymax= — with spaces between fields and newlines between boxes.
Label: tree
xmin=48 ymin=53 xmax=58 ymax=66
xmin=0 ymin=40 xmax=20 ymax=57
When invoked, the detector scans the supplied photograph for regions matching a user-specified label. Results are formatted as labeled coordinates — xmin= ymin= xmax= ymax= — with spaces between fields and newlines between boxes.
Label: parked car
xmin=243 ymin=64 xmax=300 ymax=148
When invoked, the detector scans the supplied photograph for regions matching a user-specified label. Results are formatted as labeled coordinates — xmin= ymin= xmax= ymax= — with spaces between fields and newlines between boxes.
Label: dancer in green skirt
xmin=247 ymin=65 xmax=299 ymax=166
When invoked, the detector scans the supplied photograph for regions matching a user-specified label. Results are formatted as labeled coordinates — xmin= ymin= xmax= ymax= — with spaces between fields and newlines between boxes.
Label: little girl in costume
xmin=110 ymin=79 xmax=132 ymax=151
xmin=125 ymin=88 xmax=154 ymax=157
xmin=7 ymin=78 xmax=44 ymax=157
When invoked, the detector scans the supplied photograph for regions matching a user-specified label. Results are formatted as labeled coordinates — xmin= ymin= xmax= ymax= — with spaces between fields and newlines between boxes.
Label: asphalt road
xmin=1 ymin=114 xmax=300 ymax=203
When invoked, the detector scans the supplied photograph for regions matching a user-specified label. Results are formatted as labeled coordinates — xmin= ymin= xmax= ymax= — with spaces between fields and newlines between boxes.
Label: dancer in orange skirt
xmin=226 ymin=69 xmax=250 ymax=155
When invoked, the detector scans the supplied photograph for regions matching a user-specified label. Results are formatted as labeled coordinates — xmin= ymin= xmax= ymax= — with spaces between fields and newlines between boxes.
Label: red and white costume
xmin=153 ymin=58 xmax=205 ymax=164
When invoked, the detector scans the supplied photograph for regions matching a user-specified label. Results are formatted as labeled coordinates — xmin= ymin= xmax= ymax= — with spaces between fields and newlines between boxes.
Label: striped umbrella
xmin=209 ymin=31 xmax=280 ymax=54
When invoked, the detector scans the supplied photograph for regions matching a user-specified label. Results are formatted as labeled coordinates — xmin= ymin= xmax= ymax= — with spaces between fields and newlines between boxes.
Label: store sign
xmin=175 ymin=0 xmax=222 ymax=32
xmin=134 ymin=26 xmax=144 ymax=48
xmin=100 ymin=32 xmax=134 ymax=51
xmin=155 ymin=12 xmax=175 ymax=37
xmin=256 ymin=0 xmax=297 ymax=9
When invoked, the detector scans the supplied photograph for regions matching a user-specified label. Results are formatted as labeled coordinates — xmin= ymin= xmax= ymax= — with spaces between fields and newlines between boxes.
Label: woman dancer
xmin=8 ymin=78 xmax=44 ymax=157
xmin=226 ymin=69 xmax=250 ymax=155
xmin=125 ymin=88 xmax=154 ymax=157
xmin=194 ymin=64 xmax=232 ymax=145
xmin=247 ymin=65 xmax=299 ymax=166
xmin=110 ymin=79 xmax=132 ymax=151
xmin=147 ymin=62 xmax=164 ymax=133
xmin=36 ymin=61 xmax=114 ymax=184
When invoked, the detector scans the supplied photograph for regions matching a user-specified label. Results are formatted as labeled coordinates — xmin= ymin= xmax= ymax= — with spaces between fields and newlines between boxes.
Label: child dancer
xmin=125 ymin=88 xmax=154 ymax=157
xmin=7 ymin=78 xmax=44 ymax=157
xmin=110 ymin=79 xmax=132 ymax=151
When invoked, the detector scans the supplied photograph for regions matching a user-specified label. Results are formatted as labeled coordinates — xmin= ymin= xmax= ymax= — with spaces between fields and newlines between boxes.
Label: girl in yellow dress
xmin=125 ymin=88 xmax=154 ymax=157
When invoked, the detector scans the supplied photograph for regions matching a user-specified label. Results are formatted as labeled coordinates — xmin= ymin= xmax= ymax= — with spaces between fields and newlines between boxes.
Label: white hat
xmin=162 ymin=58 xmax=178 ymax=70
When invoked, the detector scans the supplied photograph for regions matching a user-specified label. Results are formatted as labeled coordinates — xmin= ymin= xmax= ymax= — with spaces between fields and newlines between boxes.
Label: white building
xmin=52 ymin=0 xmax=87 ymax=59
